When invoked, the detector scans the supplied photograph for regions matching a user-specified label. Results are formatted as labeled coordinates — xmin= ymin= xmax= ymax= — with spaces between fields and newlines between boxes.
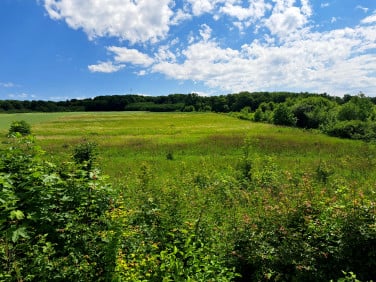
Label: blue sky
xmin=0 ymin=0 xmax=376 ymax=101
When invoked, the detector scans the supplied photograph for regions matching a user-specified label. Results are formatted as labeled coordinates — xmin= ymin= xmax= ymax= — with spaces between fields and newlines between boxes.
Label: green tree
xmin=292 ymin=97 xmax=337 ymax=128
xmin=338 ymin=94 xmax=374 ymax=122
xmin=272 ymin=103 xmax=297 ymax=126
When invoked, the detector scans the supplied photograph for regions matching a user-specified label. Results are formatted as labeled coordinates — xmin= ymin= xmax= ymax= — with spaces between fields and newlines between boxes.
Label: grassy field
xmin=1 ymin=111 xmax=375 ymax=280
xmin=1 ymin=111 xmax=373 ymax=184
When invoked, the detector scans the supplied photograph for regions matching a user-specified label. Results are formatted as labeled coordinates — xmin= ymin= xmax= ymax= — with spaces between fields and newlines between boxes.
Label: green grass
xmin=0 ymin=112 xmax=80 ymax=131
xmin=1 ymin=111 xmax=374 ymax=187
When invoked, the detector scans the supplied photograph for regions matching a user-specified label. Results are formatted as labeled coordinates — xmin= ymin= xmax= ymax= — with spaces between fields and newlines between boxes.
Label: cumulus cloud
xmin=43 ymin=0 xmax=174 ymax=43
xmin=88 ymin=61 xmax=125 ymax=73
xmin=264 ymin=0 xmax=312 ymax=39
xmin=152 ymin=20 xmax=376 ymax=95
xmin=107 ymin=46 xmax=154 ymax=66
xmin=186 ymin=0 xmax=222 ymax=16
xmin=362 ymin=13 xmax=376 ymax=24
xmin=42 ymin=0 xmax=376 ymax=95
xmin=220 ymin=0 xmax=271 ymax=21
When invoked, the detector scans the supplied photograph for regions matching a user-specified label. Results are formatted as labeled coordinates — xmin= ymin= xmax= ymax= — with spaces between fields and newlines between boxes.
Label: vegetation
xmin=2 ymin=91 xmax=376 ymax=141
xmin=8 ymin=120 xmax=31 ymax=136
xmin=0 ymin=112 xmax=375 ymax=281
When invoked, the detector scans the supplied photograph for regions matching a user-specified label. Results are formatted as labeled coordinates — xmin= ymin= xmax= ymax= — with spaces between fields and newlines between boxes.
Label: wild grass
xmin=1 ymin=111 xmax=374 ymax=184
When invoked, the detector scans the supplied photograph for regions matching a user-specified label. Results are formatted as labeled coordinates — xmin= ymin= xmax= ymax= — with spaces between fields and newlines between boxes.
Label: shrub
xmin=272 ymin=104 xmax=297 ymax=126
xmin=323 ymin=120 xmax=376 ymax=141
xmin=8 ymin=120 xmax=31 ymax=136
xmin=72 ymin=140 xmax=98 ymax=171
xmin=0 ymin=135 xmax=116 ymax=281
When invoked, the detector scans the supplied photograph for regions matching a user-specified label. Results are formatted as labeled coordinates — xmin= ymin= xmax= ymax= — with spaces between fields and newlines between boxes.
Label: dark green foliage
xmin=166 ymin=151 xmax=174 ymax=160
xmin=73 ymin=140 xmax=98 ymax=171
xmin=324 ymin=120 xmax=376 ymax=141
xmin=8 ymin=120 xmax=31 ymax=136
xmin=231 ymin=149 xmax=376 ymax=281
xmin=292 ymin=97 xmax=336 ymax=128
xmin=232 ymin=202 xmax=376 ymax=281
xmin=272 ymin=104 xmax=297 ymax=126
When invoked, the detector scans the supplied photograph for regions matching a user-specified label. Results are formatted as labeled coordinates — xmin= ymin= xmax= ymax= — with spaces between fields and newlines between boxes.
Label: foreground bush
xmin=0 ymin=135 xmax=116 ymax=281
xmin=232 ymin=202 xmax=376 ymax=281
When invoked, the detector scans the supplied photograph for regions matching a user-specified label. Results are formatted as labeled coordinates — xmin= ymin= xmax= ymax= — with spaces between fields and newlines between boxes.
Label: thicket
xmin=1 ymin=125 xmax=375 ymax=281
xmin=0 ymin=135 xmax=116 ymax=281
xmin=234 ymin=93 xmax=376 ymax=141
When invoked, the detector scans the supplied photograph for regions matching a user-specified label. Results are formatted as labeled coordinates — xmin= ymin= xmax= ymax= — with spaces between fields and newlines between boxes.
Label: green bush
xmin=272 ymin=104 xmax=297 ymax=126
xmin=8 ymin=120 xmax=31 ymax=136
xmin=0 ymin=135 xmax=116 ymax=281
xmin=73 ymin=140 xmax=98 ymax=171
xmin=231 ymin=200 xmax=376 ymax=281
xmin=324 ymin=120 xmax=376 ymax=141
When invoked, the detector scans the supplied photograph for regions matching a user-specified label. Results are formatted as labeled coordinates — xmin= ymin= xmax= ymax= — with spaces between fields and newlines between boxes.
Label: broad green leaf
xmin=10 ymin=210 xmax=25 ymax=220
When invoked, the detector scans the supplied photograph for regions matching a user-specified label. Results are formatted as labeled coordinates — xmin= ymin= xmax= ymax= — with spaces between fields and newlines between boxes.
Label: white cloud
xmin=220 ymin=0 xmax=271 ymax=21
xmin=46 ymin=0 xmax=376 ymax=96
xmin=187 ymin=0 xmax=222 ymax=16
xmin=356 ymin=5 xmax=369 ymax=13
xmin=107 ymin=46 xmax=154 ymax=66
xmin=43 ymin=0 xmax=174 ymax=44
xmin=199 ymin=24 xmax=212 ymax=41
xmin=7 ymin=93 xmax=34 ymax=99
xmin=265 ymin=6 xmax=309 ymax=38
xmin=88 ymin=61 xmax=125 ymax=73
xmin=171 ymin=9 xmax=192 ymax=25
xmin=151 ymin=20 xmax=376 ymax=95
xmin=137 ymin=70 xmax=147 ymax=76
xmin=361 ymin=13 xmax=376 ymax=24
xmin=155 ymin=45 xmax=177 ymax=63
xmin=0 ymin=82 xmax=17 ymax=88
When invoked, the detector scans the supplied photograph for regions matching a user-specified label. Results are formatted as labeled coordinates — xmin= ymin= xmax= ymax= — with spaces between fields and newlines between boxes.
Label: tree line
xmin=2 ymin=91 xmax=376 ymax=141
xmin=0 ymin=92 xmax=343 ymax=113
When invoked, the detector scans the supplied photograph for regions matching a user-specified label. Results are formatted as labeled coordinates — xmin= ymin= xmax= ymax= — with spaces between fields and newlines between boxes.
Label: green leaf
xmin=10 ymin=210 xmax=25 ymax=220
xmin=12 ymin=227 xmax=28 ymax=243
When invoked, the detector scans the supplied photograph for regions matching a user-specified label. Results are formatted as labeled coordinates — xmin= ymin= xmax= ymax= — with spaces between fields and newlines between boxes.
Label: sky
xmin=0 ymin=0 xmax=376 ymax=101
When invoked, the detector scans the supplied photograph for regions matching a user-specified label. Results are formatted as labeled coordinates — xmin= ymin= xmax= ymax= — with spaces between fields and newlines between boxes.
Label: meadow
xmin=1 ymin=111 xmax=370 ymax=183
xmin=1 ymin=112 xmax=375 ymax=281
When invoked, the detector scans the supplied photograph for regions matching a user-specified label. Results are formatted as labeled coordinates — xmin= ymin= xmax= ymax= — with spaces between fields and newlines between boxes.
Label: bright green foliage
xmin=0 ymin=135 xmax=116 ymax=281
xmin=8 ymin=120 xmax=31 ymax=136
xmin=338 ymin=95 xmax=374 ymax=122
xmin=253 ymin=102 xmax=274 ymax=123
